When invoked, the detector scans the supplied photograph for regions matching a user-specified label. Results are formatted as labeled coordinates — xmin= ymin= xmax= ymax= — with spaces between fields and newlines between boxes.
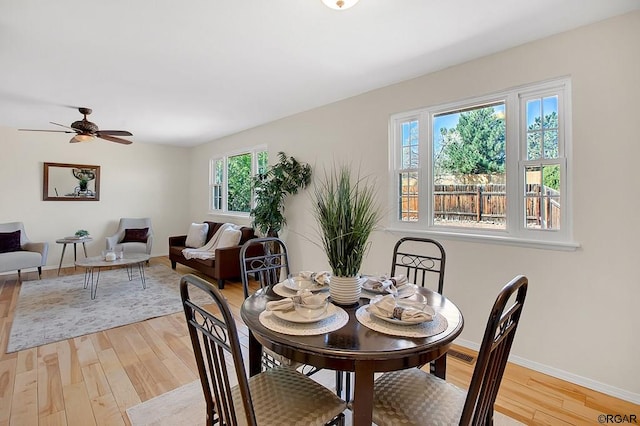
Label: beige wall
xmin=189 ymin=12 xmax=640 ymax=401
xmin=2 ymin=11 xmax=638 ymax=403
xmin=0 ymin=128 xmax=191 ymax=262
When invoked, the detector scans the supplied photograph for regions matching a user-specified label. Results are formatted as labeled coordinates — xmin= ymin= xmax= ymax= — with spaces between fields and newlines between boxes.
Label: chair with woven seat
xmin=391 ymin=237 xmax=446 ymax=294
xmin=181 ymin=274 xmax=346 ymax=426
xmin=239 ymin=237 xmax=318 ymax=373
xmin=336 ymin=237 xmax=448 ymax=401
xmin=371 ymin=275 xmax=528 ymax=426
xmin=392 ymin=236 xmax=448 ymax=377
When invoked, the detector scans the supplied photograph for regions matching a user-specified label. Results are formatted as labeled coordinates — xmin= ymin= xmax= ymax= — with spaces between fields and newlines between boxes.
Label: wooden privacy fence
xmin=427 ymin=184 xmax=560 ymax=228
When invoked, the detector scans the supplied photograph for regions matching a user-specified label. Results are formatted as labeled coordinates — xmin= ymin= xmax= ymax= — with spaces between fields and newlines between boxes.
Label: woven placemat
xmin=259 ymin=305 xmax=349 ymax=336
xmin=355 ymin=305 xmax=448 ymax=338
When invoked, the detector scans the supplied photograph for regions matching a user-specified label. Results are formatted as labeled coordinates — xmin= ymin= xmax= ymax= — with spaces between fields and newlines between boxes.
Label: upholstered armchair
xmin=106 ymin=218 xmax=153 ymax=255
xmin=0 ymin=222 xmax=49 ymax=280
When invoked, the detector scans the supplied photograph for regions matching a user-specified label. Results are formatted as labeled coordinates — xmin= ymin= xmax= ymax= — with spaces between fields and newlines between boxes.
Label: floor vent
xmin=448 ymin=349 xmax=475 ymax=364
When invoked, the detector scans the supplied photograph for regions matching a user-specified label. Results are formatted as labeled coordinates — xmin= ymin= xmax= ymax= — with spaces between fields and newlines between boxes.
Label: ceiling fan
xmin=19 ymin=107 xmax=133 ymax=145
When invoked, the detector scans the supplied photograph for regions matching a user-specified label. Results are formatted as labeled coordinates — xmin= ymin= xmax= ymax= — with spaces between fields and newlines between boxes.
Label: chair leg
xmin=38 ymin=266 xmax=42 ymax=279
xmin=17 ymin=270 xmax=21 ymax=282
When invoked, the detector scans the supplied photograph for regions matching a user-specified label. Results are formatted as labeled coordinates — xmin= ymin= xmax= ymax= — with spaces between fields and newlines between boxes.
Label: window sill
xmin=384 ymin=227 xmax=580 ymax=251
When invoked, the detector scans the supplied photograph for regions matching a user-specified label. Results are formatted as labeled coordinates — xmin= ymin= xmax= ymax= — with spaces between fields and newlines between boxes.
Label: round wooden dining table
xmin=240 ymin=287 xmax=464 ymax=426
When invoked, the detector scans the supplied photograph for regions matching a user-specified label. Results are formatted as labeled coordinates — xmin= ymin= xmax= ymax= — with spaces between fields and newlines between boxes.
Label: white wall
xmin=0 ymin=128 xmax=191 ymax=266
xmin=188 ymin=12 xmax=640 ymax=401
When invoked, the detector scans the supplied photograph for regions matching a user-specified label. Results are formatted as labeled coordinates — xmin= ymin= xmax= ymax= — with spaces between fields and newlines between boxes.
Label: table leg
xmin=81 ymin=242 xmax=88 ymax=257
xmin=138 ymin=262 xmax=146 ymax=289
xmin=58 ymin=243 xmax=67 ymax=276
xmin=91 ymin=267 xmax=101 ymax=300
xmin=73 ymin=243 xmax=78 ymax=270
xmin=352 ymin=362 xmax=375 ymax=426
xmin=248 ymin=331 xmax=262 ymax=377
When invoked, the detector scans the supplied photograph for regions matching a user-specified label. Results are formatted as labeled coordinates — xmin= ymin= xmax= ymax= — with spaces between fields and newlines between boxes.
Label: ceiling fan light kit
xmin=322 ymin=0 xmax=359 ymax=10
xmin=19 ymin=107 xmax=133 ymax=145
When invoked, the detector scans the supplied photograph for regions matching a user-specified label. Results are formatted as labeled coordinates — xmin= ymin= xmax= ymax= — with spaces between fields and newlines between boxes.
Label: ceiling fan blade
xmin=98 ymin=134 xmax=133 ymax=145
xmin=50 ymin=121 xmax=78 ymax=131
xmin=97 ymin=130 xmax=133 ymax=136
xmin=18 ymin=128 xmax=75 ymax=133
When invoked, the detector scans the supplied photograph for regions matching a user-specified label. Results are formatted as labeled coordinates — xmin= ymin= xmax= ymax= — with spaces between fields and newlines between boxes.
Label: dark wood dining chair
xmin=391 ymin=237 xmax=446 ymax=294
xmin=240 ymin=237 xmax=318 ymax=374
xmin=371 ymin=275 xmax=528 ymax=426
xmin=392 ymin=236 xmax=448 ymax=378
xmin=336 ymin=237 xmax=448 ymax=401
xmin=180 ymin=274 xmax=347 ymax=426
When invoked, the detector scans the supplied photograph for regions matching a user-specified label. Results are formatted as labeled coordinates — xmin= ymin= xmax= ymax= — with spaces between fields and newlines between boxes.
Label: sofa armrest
xmin=214 ymin=245 xmax=243 ymax=279
xmin=169 ymin=235 xmax=187 ymax=247
xmin=23 ymin=241 xmax=49 ymax=265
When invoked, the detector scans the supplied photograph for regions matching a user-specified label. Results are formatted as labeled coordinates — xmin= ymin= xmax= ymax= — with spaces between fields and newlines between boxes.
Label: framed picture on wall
xmin=43 ymin=162 xmax=101 ymax=201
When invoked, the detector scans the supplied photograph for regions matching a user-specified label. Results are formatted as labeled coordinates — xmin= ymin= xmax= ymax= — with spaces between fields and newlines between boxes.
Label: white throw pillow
xmin=216 ymin=228 xmax=242 ymax=249
xmin=185 ymin=223 xmax=209 ymax=248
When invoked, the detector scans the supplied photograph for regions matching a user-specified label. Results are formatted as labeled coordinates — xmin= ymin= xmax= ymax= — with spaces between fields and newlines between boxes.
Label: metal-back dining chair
xmin=240 ymin=237 xmax=320 ymax=374
xmin=371 ymin=275 xmax=528 ymax=426
xmin=391 ymin=237 xmax=446 ymax=294
xmin=240 ymin=237 xmax=289 ymax=300
xmin=337 ymin=237 xmax=449 ymax=401
xmin=394 ymin=236 xmax=448 ymax=377
xmin=181 ymin=274 xmax=346 ymax=426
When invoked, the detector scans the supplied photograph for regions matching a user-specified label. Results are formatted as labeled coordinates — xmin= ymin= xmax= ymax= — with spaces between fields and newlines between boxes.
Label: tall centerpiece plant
xmin=251 ymin=152 xmax=312 ymax=238
xmin=312 ymin=164 xmax=382 ymax=305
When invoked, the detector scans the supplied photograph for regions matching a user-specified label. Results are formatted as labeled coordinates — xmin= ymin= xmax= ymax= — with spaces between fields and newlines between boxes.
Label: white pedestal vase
xmin=329 ymin=275 xmax=365 ymax=305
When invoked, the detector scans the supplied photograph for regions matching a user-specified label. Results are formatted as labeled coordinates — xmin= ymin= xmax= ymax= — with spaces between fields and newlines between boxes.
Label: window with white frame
xmin=389 ymin=78 xmax=574 ymax=248
xmin=209 ymin=148 xmax=268 ymax=214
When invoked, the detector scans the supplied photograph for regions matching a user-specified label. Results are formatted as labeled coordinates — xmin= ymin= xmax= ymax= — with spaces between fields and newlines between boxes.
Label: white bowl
xmin=294 ymin=298 xmax=329 ymax=320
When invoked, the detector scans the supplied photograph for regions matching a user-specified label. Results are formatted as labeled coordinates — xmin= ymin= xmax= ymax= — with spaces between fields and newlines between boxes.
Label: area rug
xmin=127 ymin=377 xmax=525 ymax=426
xmin=7 ymin=265 xmax=210 ymax=353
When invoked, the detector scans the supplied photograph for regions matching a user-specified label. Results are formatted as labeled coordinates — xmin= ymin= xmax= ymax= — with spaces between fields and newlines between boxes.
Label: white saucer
xmin=271 ymin=303 xmax=338 ymax=324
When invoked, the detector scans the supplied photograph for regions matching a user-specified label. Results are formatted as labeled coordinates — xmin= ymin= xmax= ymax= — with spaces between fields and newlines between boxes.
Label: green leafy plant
xmin=312 ymin=164 xmax=381 ymax=277
xmin=251 ymin=152 xmax=312 ymax=237
xmin=75 ymin=229 xmax=89 ymax=237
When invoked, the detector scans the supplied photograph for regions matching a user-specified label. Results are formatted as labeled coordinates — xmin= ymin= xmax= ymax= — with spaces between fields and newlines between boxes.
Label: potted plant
xmin=312 ymin=164 xmax=382 ymax=305
xmin=250 ymin=152 xmax=312 ymax=238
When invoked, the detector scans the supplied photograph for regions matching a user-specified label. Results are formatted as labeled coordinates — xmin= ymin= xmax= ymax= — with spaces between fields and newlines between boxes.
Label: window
xmin=210 ymin=148 xmax=268 ymax=214
xmin=390 ymin=78 xmax=575 ymax=249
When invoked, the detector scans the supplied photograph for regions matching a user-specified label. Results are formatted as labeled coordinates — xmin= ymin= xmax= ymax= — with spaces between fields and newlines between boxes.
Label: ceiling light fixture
xmin=70 ymin=134 xmax=94 ymax=143
xmin=322 ymin=0 xmax=359 ymax=10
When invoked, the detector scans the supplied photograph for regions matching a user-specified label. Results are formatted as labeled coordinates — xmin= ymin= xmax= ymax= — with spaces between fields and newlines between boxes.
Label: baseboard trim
xmin=455 ymin=339 xmax=640 ymax=405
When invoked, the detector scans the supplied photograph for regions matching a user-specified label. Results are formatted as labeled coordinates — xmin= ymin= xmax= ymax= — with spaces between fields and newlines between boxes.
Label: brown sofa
xmin=169 ymin=222 xmax=256 ymax=289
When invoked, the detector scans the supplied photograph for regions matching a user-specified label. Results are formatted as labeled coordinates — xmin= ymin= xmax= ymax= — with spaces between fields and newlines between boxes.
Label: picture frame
xmin=43 ymin=162 xmax=101 ymax=201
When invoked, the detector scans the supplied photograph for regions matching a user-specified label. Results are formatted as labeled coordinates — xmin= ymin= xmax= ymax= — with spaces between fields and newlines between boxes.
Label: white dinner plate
xmin=367 ymin=305 xmax=435 ymax=325
xmin=271 ymin=303 xmax=338 ymax=324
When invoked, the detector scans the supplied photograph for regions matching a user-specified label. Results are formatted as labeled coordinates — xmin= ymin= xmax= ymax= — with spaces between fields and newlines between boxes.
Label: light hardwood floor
xmin=0 ymin=257 xmax=636 ymax=425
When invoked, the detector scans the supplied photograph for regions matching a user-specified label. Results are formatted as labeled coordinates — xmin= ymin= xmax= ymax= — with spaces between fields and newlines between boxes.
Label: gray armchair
xmin=0 ymin=222 xmax=48 ymax=280
xmin=105 ymin=218 xmax=153 ymax=256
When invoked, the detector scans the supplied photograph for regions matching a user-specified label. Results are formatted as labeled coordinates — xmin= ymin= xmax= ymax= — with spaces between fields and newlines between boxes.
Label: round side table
xmin=56 ymin=237 xmax=93 ymax=275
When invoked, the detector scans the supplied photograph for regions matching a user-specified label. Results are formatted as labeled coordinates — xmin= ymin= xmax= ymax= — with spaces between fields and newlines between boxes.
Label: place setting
xmin=356 ymin=293 xmax=449 ymax=338
xmin=360 ymin=273 xmax=419 ymax=299
xmin=260 ymin=272 xmax=348 ymax=335
xmin=272 ymin=270 xmax=330 ymax=297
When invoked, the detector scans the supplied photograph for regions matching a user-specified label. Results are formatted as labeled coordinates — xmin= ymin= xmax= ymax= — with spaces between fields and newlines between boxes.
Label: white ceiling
xmin=1 ymin=0 xmax=638 ymax=147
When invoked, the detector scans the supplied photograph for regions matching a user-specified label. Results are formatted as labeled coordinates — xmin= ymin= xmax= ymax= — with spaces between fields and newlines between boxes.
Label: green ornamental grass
xmin=313 ymin=165 xmax=381 ymax=277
